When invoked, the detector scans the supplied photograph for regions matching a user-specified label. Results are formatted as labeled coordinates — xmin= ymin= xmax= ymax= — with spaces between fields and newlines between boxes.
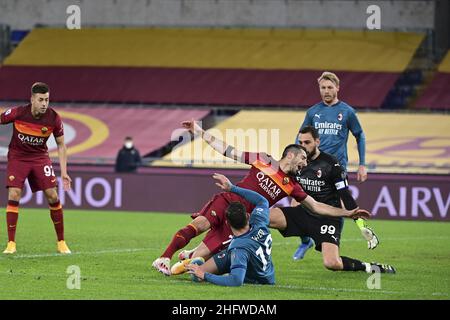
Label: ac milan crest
xmin=316 ymin=169 xmax=322 ymax=178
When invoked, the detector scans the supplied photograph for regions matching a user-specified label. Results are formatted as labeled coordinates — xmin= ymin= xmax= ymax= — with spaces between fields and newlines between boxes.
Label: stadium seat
xmin=0 ymin=28 xmax=424 ymax=108
xmin=398 ymin=70 xmax=423 ymax=86
xmin=415 ymin=50 xmax=450 ymax=110
xmin=10 ymin=30 xmax=29 ymax=47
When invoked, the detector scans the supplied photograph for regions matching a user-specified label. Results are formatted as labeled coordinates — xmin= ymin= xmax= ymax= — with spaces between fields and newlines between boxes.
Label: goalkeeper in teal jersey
xmin=187 ymin=173 xmax=274 ymax=286
xmin=293 ymin=71 xmax=379 ymax=260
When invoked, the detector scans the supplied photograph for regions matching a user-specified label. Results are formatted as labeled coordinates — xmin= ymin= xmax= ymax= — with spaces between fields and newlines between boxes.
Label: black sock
xmin=341 ymin=256 xmax=366 ymax=271
xmin=301 ymin=236 xmax=311 ymax=244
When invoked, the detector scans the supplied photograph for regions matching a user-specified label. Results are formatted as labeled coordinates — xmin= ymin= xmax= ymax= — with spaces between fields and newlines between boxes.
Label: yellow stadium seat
xmin=5 ymin=28 xmax=423 ymax=72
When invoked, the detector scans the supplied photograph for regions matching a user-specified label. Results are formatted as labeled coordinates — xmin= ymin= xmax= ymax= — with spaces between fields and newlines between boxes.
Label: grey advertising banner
xmin=0 ymin=168 xmax=448 ymax=221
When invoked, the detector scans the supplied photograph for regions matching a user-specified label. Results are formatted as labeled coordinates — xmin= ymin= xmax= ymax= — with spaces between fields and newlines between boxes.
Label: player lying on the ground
xmin=184 ymin=127 xmax=391 ymax=274
xmin=173 ymin=173 xmax=369 ymax=277
xmin=185 ymin=173 xmax=275 ymax=286
xmin=152 ymin=120 xmax=369 ymax=276
xmin=152 ymin=120 xmax=307 ymax=276
xmin=186 ymin=174 xmax=376 ymax=286
xmin=186 ymin=173 xmax=392 ymax=279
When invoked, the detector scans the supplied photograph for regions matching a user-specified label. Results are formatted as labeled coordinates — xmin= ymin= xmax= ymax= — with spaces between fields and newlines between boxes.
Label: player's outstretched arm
xmin=213 ymin=173 xmax=269 ymax=208
xmin=204 ymin=267 xmax=246 ymax=287
xmin=182 ymin=120 xmax=244 ymax=162
xmin=188 ymin=263 xmax=246 ymax=287
xmin=301 ymin=195 xmax=370 ymax=219
xmin=187 ymin=248 xmax=247 ymax=287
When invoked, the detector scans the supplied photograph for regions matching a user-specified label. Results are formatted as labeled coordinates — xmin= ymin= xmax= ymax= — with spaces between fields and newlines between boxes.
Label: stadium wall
xmin=0 ymin=66 xmax=399 ymax=107
xmin=0 ymin=167 xmax=448 ymax=222
xmin=0 ymin=0 xmax=434 ymax=30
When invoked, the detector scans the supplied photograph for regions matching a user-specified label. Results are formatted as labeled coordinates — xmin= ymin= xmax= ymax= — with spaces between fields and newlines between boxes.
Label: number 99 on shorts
xmin=320 ymin=224 xmax=336 ymax=235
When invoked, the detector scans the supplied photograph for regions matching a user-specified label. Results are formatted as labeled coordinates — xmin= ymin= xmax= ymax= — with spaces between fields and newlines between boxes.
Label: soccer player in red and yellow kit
xmin=152 ymin=120 xmax=365 ymax=276
xmin=1 ymin=82 xmax=72 ymax=254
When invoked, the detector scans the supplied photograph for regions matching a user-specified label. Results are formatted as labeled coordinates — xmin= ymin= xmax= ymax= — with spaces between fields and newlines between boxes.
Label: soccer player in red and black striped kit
xmin=1 ymin=82 xmax=72 ymax=254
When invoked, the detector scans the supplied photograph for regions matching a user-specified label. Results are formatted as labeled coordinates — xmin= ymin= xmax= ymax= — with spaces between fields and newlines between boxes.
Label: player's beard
xmin=287 ymin=166 xmax=299 ymax=177
xmin=307 ymin=148 xmax=317 ymax=160
xmin=288 ymin=170 xmax=297 ymax=177
xmin=323 ymin=92 xmax=336 ymax=104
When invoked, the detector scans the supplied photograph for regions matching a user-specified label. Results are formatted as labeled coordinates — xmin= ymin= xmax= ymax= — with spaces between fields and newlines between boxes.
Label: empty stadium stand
xmin=414 ymin=50 xmax=450 ymax=110
xmin=0 ymin=28 xmax=424 ymax=108
xmin=381 ymin=69 xmax=424 ymax=109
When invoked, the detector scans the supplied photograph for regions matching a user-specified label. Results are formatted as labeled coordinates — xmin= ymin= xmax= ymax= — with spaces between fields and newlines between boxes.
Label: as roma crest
xmin=283 ymin=177 xmax=290 ymax=185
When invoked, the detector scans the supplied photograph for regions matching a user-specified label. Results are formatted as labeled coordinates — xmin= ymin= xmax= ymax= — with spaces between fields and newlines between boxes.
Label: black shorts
xmin=279 ymin=206 xmax=343 ymax=251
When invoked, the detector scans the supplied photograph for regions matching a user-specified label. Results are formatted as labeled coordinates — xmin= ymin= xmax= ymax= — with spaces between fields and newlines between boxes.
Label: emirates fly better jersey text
xmin=296 ymin=152 xmax=348 ymax=209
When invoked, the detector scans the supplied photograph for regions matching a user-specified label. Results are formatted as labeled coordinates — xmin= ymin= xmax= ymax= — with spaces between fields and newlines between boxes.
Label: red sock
xmin=6 ymin=200 xmax=19 ymax=242
xmin=161 ymin=224 xmax=197 ymax=259
xmin=49 ymin=201 xmax=64 ymax=241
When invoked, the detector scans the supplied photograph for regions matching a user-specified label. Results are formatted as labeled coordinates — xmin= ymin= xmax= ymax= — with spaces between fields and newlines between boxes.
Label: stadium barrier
xmin=0 ymin=66 xmax=398 ymax=107
xmin=0 ymin=167 xmax=447 ymax=222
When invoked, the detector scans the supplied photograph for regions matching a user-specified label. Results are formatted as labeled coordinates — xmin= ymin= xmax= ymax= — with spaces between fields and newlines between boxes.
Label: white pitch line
xmin=5 ymin=272 xmax=442 ymax=298
xmin=4 ymin=235 xmax=450 ymax=258
xmin=1 ymin=247 xmax=448 ymax=298
xmin=0 ymin=247 xmax=155 ymax=260
xmin=1 ymin=266 xmax=447 ymax=298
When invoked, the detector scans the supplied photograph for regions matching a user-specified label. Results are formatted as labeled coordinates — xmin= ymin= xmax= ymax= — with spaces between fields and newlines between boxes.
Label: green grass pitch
xmin=0 ymin=209 xmax=449 ymax=300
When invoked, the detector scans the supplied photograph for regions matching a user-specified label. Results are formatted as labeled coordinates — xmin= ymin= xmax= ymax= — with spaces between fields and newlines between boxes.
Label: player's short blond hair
xmin=317 ymin=72 xmax=340 ymax=87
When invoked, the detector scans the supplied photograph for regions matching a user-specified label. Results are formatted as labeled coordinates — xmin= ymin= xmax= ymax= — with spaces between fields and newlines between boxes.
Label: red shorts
xmin=191 ymin=192 xmax=255 ymax=254
xmin=6 ymin=158 xmax=57 ymax=193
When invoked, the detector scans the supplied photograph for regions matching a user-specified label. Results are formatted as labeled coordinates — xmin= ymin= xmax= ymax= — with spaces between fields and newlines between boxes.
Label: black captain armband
xmin=223 ymin=145 xmax=235 ymax=157
xmin=337 ymin=187 xmax=358 ymax=210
